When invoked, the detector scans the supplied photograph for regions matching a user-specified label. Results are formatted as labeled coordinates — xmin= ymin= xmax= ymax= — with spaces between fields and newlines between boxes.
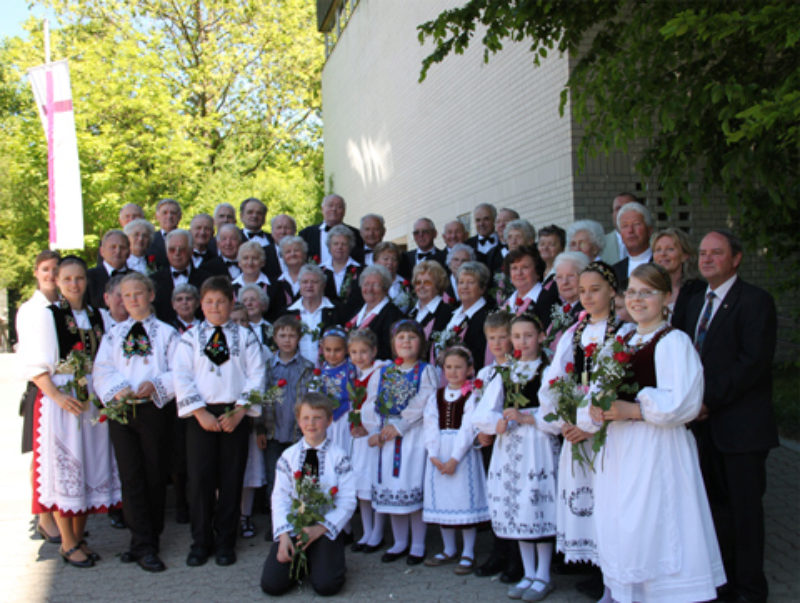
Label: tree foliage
xmin=0 ymin=0 xmax=324 ymax=296
xmin=418 ymin=0 xmax=799 ymax=284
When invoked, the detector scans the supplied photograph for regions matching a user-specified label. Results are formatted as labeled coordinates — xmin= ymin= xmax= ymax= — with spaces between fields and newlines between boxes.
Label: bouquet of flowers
xmin=225 ymin=380 xmax=287 ymax=421
xmin=376 ymin=358 xmax=417 ymax=417
xmin=430 ymin=321 xmax=466 ymax=358
xmin=544 ymin=363 xmax=594 ymax=471
xmin=489 ymin=271 xmax=514 ymax=307
xmin=94 ymin=391 xmax=141 ymax=425
xmin=55 ymin=342 xmax=99 ymax=417
xmin=338 ymin=266 xmax=359 ymax=300
xmin=542 ymin=303 xmax=576 ymax=357
xmin=459 ymin=377 xmax=484 ymax=398
xmin=287 ymin=469 xmax=337 ymax=581
xmin=495 ymin=350 xmax=537 ymax=410
xmin=307 ymin=368 xmax=342 ymax=409
xmin=391 ymin=279 xmax=416 ymax=314
xmin=346 ymin=377 xmax=368 ymax=428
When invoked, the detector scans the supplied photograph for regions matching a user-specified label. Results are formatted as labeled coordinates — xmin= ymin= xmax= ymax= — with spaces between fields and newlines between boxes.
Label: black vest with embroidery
xmin=436 ymin=388 xmax=469 ymax=430
xmin=518 ymin=361 xmax=545 ymax=410
xmin=49 ymin=302 xmax=105 ymax=361
xmin=618 ymin=326 xmax=673 ymax=402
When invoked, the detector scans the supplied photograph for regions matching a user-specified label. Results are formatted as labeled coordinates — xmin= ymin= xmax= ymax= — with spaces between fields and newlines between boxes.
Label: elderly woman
xmin=275 ymin=235 xmax=308 ymax=308
xmin=566 ymin=220 xmax=605 ymax=262
xmin=504 ymin=219 xmax=536 ymax=252
xmin=543 ymin=251 xmax=590 ymax=354
xmin=445 ymin=243 xmax=475 ymax=304
xmin=345 ymin=264 xmax=404 ymax=361
xmin=651 ymin=227 xmax=703 ymax=320
xmin=233 ymin=241 xmax=284 ymax=321
xmin=537 ymin=224 xmax=566 ymax=287
xmin=22 ymin=256 xmax=121 ymax=567
xmin=239 ymin=283 xmax=272 ymax=350
xmin=321 ymin=224 xmax=363 ymax=315
xmin=286 ymin=264 xmax=341 ymax=365
xmin=373 ymin=241 xmax=414 ymax=314
xmin=124 ymin=218 xmax=156 ymax=274
xmin=501 ymin=246 xmax=559 ymax=327
xmin=440 ymin=261 xmax=493 ymax=372
xmin=410 ymin=261 xmax=454 ymax=360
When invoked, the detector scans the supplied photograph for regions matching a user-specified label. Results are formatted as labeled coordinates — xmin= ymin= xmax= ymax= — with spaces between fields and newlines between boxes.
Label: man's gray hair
xmin=616 ymin=201 xmax=654 ymax=230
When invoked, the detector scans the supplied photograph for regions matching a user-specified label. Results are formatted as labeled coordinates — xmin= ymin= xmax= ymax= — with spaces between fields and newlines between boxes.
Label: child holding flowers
xmin=472 ymin=312 xmax=559 ymax=602
xmin=422 ymin=346 xmax=489 ymax=575
xmin=260 ymin=392 xmax=356 ymax=597
xmin=588 ymin=263 xmax=724 ymax=603
xmin=345 ymin=329 xmax=389 ymax=553
xmin=361 ymin=320 xmax=438 ymax=565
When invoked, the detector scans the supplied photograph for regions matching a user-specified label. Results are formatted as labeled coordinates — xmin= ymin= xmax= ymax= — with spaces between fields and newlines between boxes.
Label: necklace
xmin=636 ymin=320 xmax=667 ymax=335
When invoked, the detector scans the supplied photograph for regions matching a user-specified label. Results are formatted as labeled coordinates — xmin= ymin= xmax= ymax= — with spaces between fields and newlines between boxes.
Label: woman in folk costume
xmin=23 ymin=256 xmax=121 ymax=568
xmin=587 ymin=263 xmax=725 ymax=603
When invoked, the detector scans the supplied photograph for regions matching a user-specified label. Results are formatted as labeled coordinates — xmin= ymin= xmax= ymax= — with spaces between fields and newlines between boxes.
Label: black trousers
xmin=260 ymin=532 xmax=346 ymax=597
xmin=694 ymin=423 xmax=769 ymax=602
xmin=171 ymin=413 xmax=188 ymax=512
xmin=108 ymin=401 xmax=172 ymax=556
xmin=185 ymin=405 xmax=249 ymax=554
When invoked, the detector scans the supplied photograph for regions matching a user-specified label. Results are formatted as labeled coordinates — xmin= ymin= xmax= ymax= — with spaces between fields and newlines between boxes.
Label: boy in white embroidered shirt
xmin=260 ymin=392 xmax=356 ymax=597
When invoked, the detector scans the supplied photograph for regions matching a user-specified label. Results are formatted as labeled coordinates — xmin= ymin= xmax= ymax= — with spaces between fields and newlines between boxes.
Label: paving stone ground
xmin=0 ymin=353 xmax=796 ymax=602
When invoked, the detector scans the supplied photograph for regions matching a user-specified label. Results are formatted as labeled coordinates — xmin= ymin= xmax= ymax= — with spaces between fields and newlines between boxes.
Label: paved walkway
xmin=0 ymin=353 xmax=797 ymax=602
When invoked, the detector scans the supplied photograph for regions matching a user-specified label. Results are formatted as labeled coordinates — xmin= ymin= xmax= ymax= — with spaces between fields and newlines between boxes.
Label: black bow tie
xmin=324 ymin=224 xmax=332 ymax=232
xmin=303 ymin=447 xmax=319 ymax=477
xmin=245 ymin=230 xmax=265 ymax=240
xmin=224 ymin=259 xmax=238 ymax=266
xmin=364 ymin=247 xmax=373 ymax=255
xmin=193 ymin=250 xmax=207 ymax=258
xmin=110 ymin=268 xmax=128 ymax=277
xmin=172 ymin=269 xmax=188 ymax=278
xmin=418 ymin=251 xmax=433 ymax=260
xmin=478 ymin=235 xmax=495 ymax=245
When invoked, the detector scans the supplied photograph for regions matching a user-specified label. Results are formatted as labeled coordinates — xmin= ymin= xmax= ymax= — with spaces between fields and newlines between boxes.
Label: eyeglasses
xmin=412 ymin=229 xmax=434 ymax=236
xmin=623 ymin=288 xmax=660 ymax=299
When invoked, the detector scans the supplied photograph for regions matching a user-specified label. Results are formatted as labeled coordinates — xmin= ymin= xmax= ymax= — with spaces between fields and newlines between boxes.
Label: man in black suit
xmin=299 ymin=194 xmax=364 ymax=266
xmin=87 ymin=230 xmax=131 ymax=309
xmin=189 ymin=213 xmax=218 ymax=269
xmin=611 ymin=201 xmax=653 ymax=290
xmin=151 ymin=229 xmax=211 ymax=323
xmin=118 ymin=203 xmax=145 ymax=227
xmin=239 ymin=197 xmax=281 ymax=280
xmin=145 ymin=198 xmax=182 ymax=269
xmin=213 ymin=202 xmax=236 ymax=230
xmin=465 ymin=203 xmax=499 ymax=257
xmin=204 ymin=223 xmax=243 ymax=279
xmin=400 ymin=217 xmax=447 ymax=279
xmin=359 ymin=213 xmax=385 ymax=267
xmin=673 ymin=229 xmax=778 ymax=603
xmin=484 ymin=207 xmax=520 ymax=274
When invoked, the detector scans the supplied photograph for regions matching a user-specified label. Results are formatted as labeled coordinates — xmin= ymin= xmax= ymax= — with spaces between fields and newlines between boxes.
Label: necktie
xmin=122 ymin=321 xmax=151 ymax=359
xmin=204 ymin=326 xmax=230 ymax=366
xmin=111 ymin=268 xmax=127 ymax=277
xmin=193 ymin=250 xmax=206 ymax=258
xmin=303 ymin=448 xmax=319 ymax=477
xmin=172 ymin=269 xmax=188 ymax=278
xmin=694 ymin=291 xmax=716 ymax=352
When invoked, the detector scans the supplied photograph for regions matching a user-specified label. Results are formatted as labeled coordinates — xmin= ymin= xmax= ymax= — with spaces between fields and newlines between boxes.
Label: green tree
xmin=418 ymin=0 xmax=799 ymax=284
xmin=0 ymin=0 xmax=324 ymax=297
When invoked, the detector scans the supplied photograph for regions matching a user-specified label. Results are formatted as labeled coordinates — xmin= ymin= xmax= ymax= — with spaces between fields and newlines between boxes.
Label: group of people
xmin=15 ymin=192 xmax=778 ymax=603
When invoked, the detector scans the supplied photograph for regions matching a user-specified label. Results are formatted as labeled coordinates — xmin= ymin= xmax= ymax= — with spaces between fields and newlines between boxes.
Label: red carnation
xmin=565 ymin=362 xmax=575 ymax=374
xmin=350 ymin=267 xmax=357 ymax=274
xmin=548 ymin=378 xmax=558 ymax=387
xmin=515 ymin=296 xmax=524 ymax=306
xmin=513 ymin=349 xmax=522 ymax=359
xmin=402 ymin=279 xmax=410 ymax=287
xmin=293 ymin=470 xmax=302 ymax=480
xmin=616 ymin=335 xmax=624 ymax=343
xmin=98 ymin=414 xmax=108 ymax=423
xmin=564 ymin=303 xmax=572 ymax=313
xmin=277 ymin=379 xmax=288 ymax=387
xmin=72 ymin=342 xmax=85 ymax=352
xmin=584 ymin=343 xmax=597 ymax=358
xmin=313 ymin=255 xmax=320 ymax=263
xmin=614 ymin=351 xmax=632 ymax=364
xmin=452 ymin=325 xmax=461 ymax=333
xmin=394 ymin=357 xmax=404 ymax=366
xmin=329 ymin=486 xmax=338 ymax=496
xmin=313 ymin=368 xmax=322 ymax=376
xmin=474 ymin=379 xmax=483 ymax=389
xmin=147 ymin=255 xmax=155 ymax=263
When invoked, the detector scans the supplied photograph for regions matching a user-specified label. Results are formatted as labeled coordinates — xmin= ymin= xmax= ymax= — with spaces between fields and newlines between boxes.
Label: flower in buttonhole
xmin=453 ymin=325 xmax=461 ymax=333
xmin=402 ymin=279 xmax=410 ymax=287
xmin=565 ymin=362 xmax=574 ymax=374
xmin=313 ymin=368 xmax=322 ymax=376
xmin=513 ymin=349 xmax=522 ymax=359
xmin=474 ymin=378 xmax=483 ymax=389
xmin=277 ymin=379 xmax=288 ymax=387
xmin=73 ymin=341 xmax=85 ymax=352
xmin=564 ymin=303 xmax=572 ymax=313
xmin=345 ymin=320 xmax=356 ymax=330
xmin=584 ymin=343 xmax=598 ymax=358
xmin=394 ymin=357 xmax=404 ymax=366
xmin=329 ymin=486 xmax=338 ymax=496
xmin=350 ymin=267 xmax=358 ymax=274
xmin=515 ymin=296 xmax=524 ymax=306
xmin=148 ymin=255 xmax=155 ymax=263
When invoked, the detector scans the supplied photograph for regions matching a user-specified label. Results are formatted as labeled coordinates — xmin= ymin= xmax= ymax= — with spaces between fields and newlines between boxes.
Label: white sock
xmin=388 ymin=514 xmax=409 ymax=553
xmin=461 ymin=527 xmax=477 ymax=562
xmin=534 ymin=541 xmax=553 ymax=586
xmin=519 ymin=541 xmax=536 ymax=580
xmin=597 ymin=586 xmax=614 ymax=603
xmin=358 ymin=500 xmax=373 ymax=545
xmin=240 ymin=487 xmax=254 ymax=516
xmin=409 ymin=510 xmax=427 ymax=557
xmin=367 ymin=511 xmax=385 ymax=546
xmin=439 ymin=527 xmax=457 ymax=557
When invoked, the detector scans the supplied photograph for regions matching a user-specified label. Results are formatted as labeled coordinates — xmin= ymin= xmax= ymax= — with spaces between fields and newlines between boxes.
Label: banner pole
xmin=44 ymin=19 xmax=50 ymax=63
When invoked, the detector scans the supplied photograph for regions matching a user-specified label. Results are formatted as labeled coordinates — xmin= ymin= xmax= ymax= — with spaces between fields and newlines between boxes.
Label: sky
xmin=0 ymin=1 xmax=51 ymax=43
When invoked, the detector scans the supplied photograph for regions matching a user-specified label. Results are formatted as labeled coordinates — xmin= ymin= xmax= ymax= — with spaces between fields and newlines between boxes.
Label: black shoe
xmin=363 ymin=540 xmax=384 ymax=554
xmin=120 ymin=551 xmax=138 ymax=563
xmin=78 ymin=540 xmax=101 ymax=562
xmin=186 ymin=549 xmax=209 ymax=567
xmin=381 ymin=548 xmax=409 ymax=563
xmin=138 ymin=553 xmax=166 ymax=573
xmin=175 ymin=508 xmax=189 ymax=524
xmin=406 ymin=554 xmax=425 ymax=566
xmin=475 ymin=555 xmax=507 ymax=577
xmin=109 ymin=509 xmax=126 ymax=530
xmin=575 ymin=573 xmax=604 ymax=600
xmin=60 ymin=545 xmax=94 ymax=568
xmin=215 ymin=551 xmax=236 ymax=566
xmin=351 ymin=542 xmax=366 ymax=553
xmin=36 ymin=523 xmax=62 ymax=544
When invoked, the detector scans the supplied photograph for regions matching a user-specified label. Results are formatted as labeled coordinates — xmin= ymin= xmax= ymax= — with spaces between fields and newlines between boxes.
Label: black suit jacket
xmin=346 ymin=301 xmax=405 ymax=361
xmin=240 ymin=229 xmax=282 ymax=281
xmin=399 ymin=247 xmax=448 ymax=280
xmin=465 ymin=234 xmax=499 ymax=257
xmin=672 ymin=277 xmax=778 ymax=454
xmin=145 ymin=231 xmax=168 ymax=270
xmin=409 ymin=299 xmax=454 ymax=335
xmin=86 ymin=264 xmax=129 ymax=310
xmin=485 ymin=244 xmax=507 ymax=274
xmin=191 ymin=248 xmax=219 ymax=272
xmin=298 ymin=223 xmax=364 ymax=265
xmin=323 ymin=265 xmax=364 ymax=319
xmin=203 ymin=256 xmax=238 ymax=278
xmin=460 ymin=303 xmax=492 ymax=373
xmin=612 ymin=253 xmax=653 ymax=291
xmin=232 ymin=279 xmax=287 ymax=323
xmin=284 ymin=305 xmax=343 ymax=341
xmin=151 ymin=266 xmax=212 ymax=324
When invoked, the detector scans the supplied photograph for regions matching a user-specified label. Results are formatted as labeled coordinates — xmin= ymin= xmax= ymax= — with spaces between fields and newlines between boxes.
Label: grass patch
xmin=774 ymin=362 xmax=800 ymax=441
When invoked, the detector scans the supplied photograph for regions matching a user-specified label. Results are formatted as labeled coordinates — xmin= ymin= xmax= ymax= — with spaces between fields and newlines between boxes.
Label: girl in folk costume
xmin=361 ymin=320 xmax=438 ymax=565
xmin=315 ymin=327 xmax=358 ymax=453
xmin=23 ymin=256 xmax=121 ymax=568
xmin=472 ymin=313 xmax=560 ymax=602
xmin=346 ymin=329 xmax=389 ymax=552
xmin=587 ymin=264 xmax=724 ymax=603
xmin=422 ymin=346 xmax=490 ymax=575
xmin=92 ymin=272 xmax=179 ymax=572
xmin=536 ymin=261 xmax=633 ymax=572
